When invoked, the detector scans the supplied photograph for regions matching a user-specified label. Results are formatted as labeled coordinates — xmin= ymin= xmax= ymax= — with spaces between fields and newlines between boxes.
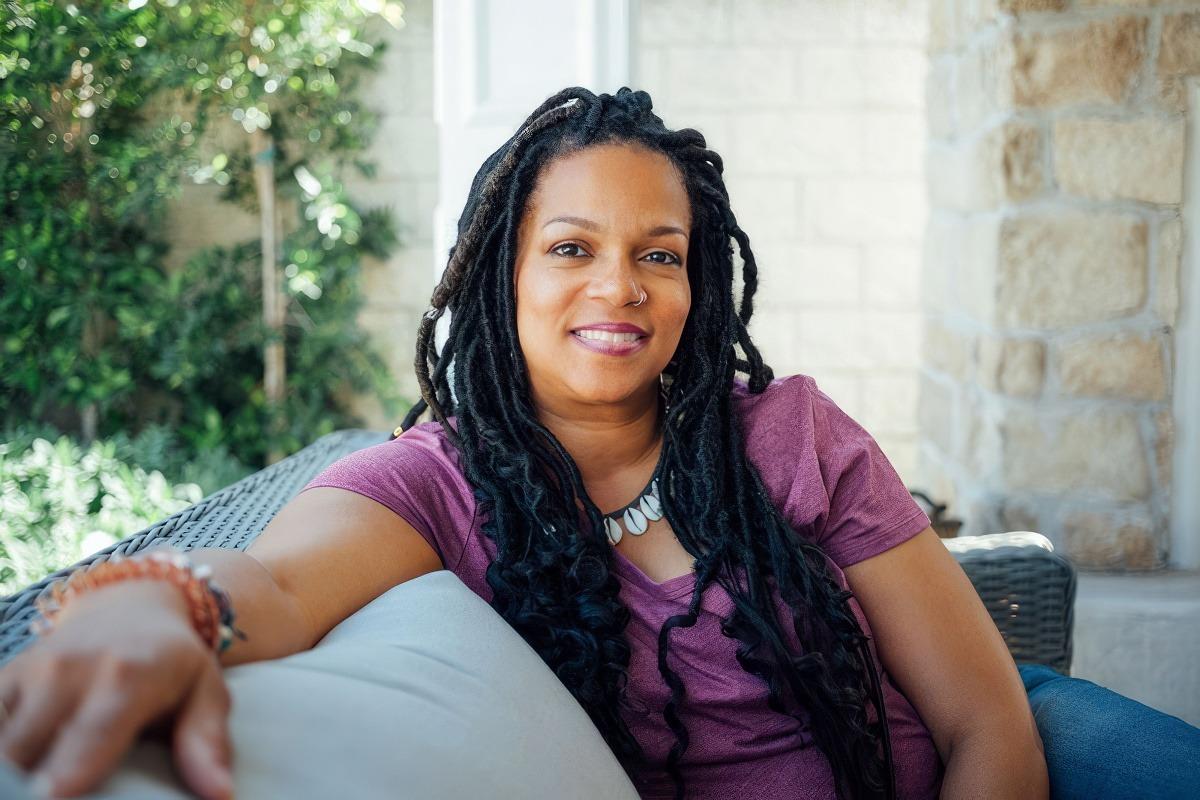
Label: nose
xmin=586 ymin=253 xmax=643 ymax=307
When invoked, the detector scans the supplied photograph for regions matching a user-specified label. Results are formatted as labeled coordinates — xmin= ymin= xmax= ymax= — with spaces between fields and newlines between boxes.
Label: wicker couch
xmin=0 ymin=429 xmax=1077 ymax=672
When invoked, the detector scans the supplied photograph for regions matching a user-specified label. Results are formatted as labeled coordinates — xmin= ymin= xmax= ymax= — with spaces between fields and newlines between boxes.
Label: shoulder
xmin=304 ymin=418 xmax=472 ymax=508
xmin=731 ymin=372 xmax=828 ymax=459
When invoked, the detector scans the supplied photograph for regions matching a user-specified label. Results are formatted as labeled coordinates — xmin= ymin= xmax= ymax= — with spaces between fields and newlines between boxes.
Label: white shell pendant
xmin=604 ymin=517 xmax=624 ymax=545
xmin=639 ymin=494 xmax=662 ymax=521
xmin=623 ymin=506 xmax=649 ymax=535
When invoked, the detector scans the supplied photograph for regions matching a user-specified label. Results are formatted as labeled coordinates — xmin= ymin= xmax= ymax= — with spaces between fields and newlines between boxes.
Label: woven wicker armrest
xmin=0 ymin=429 xmax=388 ymax=668
xmin=943 ymin=531 xmax=1076 ymax=674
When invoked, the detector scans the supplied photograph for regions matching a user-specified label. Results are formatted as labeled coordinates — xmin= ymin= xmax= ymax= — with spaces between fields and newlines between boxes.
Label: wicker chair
xmin=0 ymin=430 xmax=1077 ymax=674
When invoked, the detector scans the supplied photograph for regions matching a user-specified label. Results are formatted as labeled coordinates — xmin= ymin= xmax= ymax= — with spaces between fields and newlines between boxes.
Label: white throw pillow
xmin=64 ymin=570 xmax=639 ymax=799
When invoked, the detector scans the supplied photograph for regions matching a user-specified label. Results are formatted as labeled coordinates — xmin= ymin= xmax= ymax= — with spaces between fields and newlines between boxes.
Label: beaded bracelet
xmin=31 ymin=547 xmax=247 ymax=654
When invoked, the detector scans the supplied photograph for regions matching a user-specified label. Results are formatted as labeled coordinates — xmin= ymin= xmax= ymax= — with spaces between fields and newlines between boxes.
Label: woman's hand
xmin=0 ymin=579 xmax=234 ymax=799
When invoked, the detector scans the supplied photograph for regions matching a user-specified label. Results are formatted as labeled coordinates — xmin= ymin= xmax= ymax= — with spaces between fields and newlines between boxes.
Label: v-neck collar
xmin=610 ymin=544 xmax=696 ymax=600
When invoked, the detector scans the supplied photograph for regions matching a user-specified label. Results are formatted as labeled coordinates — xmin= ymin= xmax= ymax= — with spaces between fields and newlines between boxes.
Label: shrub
xmin=0 ymin=426 xmax=248 ymax=595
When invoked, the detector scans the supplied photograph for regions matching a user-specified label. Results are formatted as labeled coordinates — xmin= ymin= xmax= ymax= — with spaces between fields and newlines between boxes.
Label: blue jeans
xmin=1019 ymin=664 xmax=1200 ymax=799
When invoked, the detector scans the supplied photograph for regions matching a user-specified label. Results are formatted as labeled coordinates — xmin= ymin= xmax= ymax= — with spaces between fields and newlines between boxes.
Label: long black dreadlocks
xmin=394 ymin=87 xmax=895 ymax=800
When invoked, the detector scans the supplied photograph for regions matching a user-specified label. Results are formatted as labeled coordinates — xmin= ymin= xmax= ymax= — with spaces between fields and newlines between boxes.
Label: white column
xmin=432 ymin=0 xmax=634 ymax=284
xmin=1171 ymin=78 xmax=1200 ymax=569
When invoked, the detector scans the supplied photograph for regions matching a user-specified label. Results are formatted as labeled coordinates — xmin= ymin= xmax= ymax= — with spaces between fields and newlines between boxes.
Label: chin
xmin=567 ymin=374 xmax=650 ymax=406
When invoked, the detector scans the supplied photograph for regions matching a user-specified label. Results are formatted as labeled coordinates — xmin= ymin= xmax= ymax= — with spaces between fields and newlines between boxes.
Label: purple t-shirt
xmin=302 ymin=374 xmax=942 ymax=798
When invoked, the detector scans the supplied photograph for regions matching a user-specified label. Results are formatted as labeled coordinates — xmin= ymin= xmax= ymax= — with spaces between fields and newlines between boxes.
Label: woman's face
xmin=513 ymin=143 xmax=692 ymax=412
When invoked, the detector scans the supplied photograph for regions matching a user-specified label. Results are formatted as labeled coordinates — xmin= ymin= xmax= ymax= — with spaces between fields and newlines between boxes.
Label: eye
xmin=551 ymin=242 xmax=589 ymax=258
xmin=643 ymin=251 xmax=681 ymax=266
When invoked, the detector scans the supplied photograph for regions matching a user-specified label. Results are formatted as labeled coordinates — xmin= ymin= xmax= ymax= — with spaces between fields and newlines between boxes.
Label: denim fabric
xmin=1019 ymin=664 xmax=1200 ymax=799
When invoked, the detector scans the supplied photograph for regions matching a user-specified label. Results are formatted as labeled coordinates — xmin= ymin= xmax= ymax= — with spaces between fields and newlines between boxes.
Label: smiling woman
xmin=296 ymin=87 xmax=1048 ymax=800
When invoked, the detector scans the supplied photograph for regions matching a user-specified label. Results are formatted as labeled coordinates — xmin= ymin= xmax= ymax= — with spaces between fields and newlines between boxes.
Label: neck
xmin=531 ymin=381 xmax=662 ymax=509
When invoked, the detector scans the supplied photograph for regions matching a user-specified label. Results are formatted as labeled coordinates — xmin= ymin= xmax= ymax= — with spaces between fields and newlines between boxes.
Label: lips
xmin=570 ymin=322 xmax=649 ymax=356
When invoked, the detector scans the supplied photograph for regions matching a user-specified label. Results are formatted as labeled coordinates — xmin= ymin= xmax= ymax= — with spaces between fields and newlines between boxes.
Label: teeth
xmin=575 ymin=330 xmax=642 ymax=343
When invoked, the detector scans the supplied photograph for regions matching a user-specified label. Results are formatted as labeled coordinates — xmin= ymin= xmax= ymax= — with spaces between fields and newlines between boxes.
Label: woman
xmin=0 ymin=87 xmax=1052 ymax=799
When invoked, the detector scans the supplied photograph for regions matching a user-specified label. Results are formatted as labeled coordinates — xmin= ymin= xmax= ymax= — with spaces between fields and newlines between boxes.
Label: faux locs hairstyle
xmin=395 ymin=87 xmax=895 ymax=800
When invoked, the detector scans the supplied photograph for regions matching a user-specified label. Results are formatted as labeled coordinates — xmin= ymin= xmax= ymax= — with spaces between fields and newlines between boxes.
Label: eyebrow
xmin=541 ymin=215 xmax=688 ymax=239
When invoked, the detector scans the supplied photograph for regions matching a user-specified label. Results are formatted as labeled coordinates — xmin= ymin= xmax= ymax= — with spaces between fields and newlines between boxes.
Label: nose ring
xmin=633 ymin=290 xmax=647 ymax=307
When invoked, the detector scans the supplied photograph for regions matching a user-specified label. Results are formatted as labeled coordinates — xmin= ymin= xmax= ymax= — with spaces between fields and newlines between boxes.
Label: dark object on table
xmin=910 ymin=488 xmax=963 ymax=539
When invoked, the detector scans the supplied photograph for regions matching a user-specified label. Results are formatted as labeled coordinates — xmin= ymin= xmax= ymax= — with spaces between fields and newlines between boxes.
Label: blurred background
xmin=2 ymin=0 xmax=1197 ymax=723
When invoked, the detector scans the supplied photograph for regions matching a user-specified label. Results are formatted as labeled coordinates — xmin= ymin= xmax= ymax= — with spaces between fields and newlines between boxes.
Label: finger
xmin=31 ymin=687 xmax=156 ymax=798
xmin=172 ymin=665 xmax=234 ymax=800
xmin=0 ymin=671 xmax=80 ymax=771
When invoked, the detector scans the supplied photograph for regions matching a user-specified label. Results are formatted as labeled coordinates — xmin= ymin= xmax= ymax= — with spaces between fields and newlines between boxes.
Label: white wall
xmin=633 ymin=0 xmax=930 ymax=483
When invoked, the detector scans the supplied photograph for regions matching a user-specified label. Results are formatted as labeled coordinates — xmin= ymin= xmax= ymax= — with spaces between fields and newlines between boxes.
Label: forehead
xmin=525 ymin=144 xmax=691 ymax=229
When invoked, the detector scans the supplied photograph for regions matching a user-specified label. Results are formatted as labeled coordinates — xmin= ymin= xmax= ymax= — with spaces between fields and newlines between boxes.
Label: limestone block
xmin=1155 ymin=215 xmax=1183 ymax=326
xmin=798 ymin=47 xmax=864 ymax=109
xmin=862 ymin=47 xmax=929 ymax=110
xmin=1155 ymin=409 xmax=1175 ymax=493
xmin=928 ymin=120 xmax=1044 ymax=211
xmin=926 ymin=56 xmax=957 ymax=139
xmin=1011 ymin=17 xmax=1147 ymax=107
xmin=1155 ymin=74 xmax=1189 ymax=114
xmin=863 ymin=373 xmax=920 ymax=436
xmin=864 ymin=243 xmax=922 ymax=310
xmin=733 ymin=112 xmax=861 ymax=175
xmin=861 ymin=311 xmax=923 ymax=369
xmin=921 ymin=213 xmax=961 ymax=314
xmin=665 ymin=46 xmax=793 ymax=108
xmin=1001 ymin=409 xmax=1151 ymax=501
xmin=723 ymin=175 xmax=801 ymax=242
xmin=1080 ymin=0 xmax=1200 ymax=7
xmin=752 ymin=241 xmax=860 ymax=309
xmin=1053 ymin=116 xmax=1186 ymax=204
xmin=922 ymin=317 xmax=974 ymax=380
xmin=1062 ymin=510 xmax=1164 ymax=570
xmin=957 ymin=215 xmax=1003 ymax=325
xmin=986 ymin=119 xmax=1044 ymax=203
xmin=997 ymin=212 xmax=1147 ymax=329
xmin=928 ymin=0 xmax=963 ymax=53
xmin=918 ymin=371 xmax=957 ymax=455
xmin=638 ymin=0 xmax=731 ymax=44
xmin=997 ymin=0 xmax=1066 ymax=13
xmin=862 ymin=112 xmax=926 ymax=176
xmin=862 ymin=0 xmax=930 ymax=46
xmin=805 ymin=177 xmax=926 ymax=242
xmin=956 ymin=35 xmax=1017 ymax=130
xmin=978 ymin=335 xmax=1045 ymax=396
xmin=795 ymin=43 xmax=936 ymax=114
xmin=729 ymin=0 xmax=858 ymax=44
xmin=1159 ymin=12 xmax=1200 ymax=75
xmin=962 ymin=397 xmax=1003 ymax=477
xmin=1056 ymin=332 xmax=1167 ymax=401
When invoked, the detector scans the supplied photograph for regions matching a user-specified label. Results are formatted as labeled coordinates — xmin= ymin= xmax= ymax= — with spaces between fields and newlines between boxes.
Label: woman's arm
xmin=843 ymin=526 xmax=1049 ymax=800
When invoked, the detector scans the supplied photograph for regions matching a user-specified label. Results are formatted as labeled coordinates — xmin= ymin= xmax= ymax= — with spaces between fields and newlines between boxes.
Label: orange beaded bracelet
xmin=31 ymin=547 xmax=246 ymax=654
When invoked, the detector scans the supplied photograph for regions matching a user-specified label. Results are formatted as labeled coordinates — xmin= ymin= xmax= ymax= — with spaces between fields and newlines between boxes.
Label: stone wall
xmin=922 ymin=0 xmax=1196 ymax=567
xmin=634 ymin=0 xmax=931 ymax=483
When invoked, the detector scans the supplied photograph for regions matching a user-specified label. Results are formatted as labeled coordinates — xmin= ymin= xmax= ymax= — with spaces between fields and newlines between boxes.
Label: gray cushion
xmin=70 ymin=570 xmax=638 ymax=799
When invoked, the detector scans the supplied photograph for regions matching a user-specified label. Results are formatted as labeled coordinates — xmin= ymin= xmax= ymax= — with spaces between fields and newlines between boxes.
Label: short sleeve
xmin=807 ymin=378 xmax=931 ymax=568
xmin=299 ymin=424 xmax=476 ymax=571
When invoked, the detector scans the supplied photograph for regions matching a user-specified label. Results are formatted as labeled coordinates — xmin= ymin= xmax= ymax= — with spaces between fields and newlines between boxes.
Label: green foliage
xmin=0 ymin=425 xmax=252 ymax=596
xmin=1 ymin=0 xmax=408 ymax=470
